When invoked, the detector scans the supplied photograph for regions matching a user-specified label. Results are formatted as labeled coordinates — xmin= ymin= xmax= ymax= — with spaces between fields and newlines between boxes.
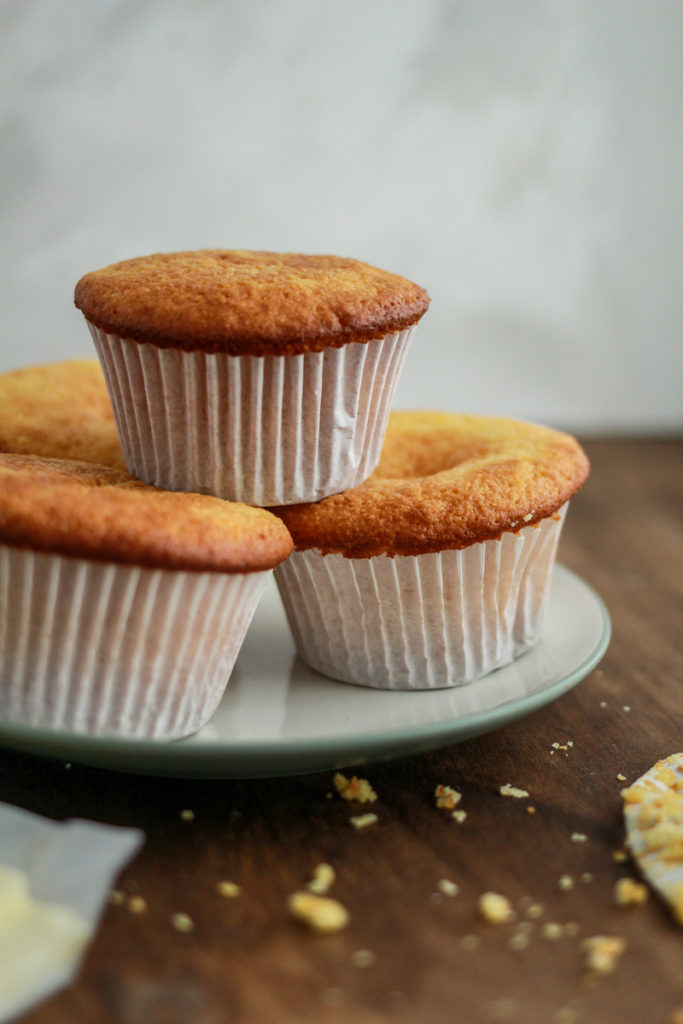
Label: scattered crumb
xmin=552 ymin=742 xmax=570 ymax=752
xmin=499 ymin=784 xmax=529 ymax=799
xmin=522 ymin=512 xmax=534 ymax=523
xmin=64 ymin=762 xmax=72 ymax=770
xmin=509 ymin=930 xmax=530 ymax=951
xmin=622 ymin=706 xmax=631 ymax=713
xmin=435 ymin=784 xmax=462 ymax=810
xmin=612 ymin=850 xmax=628 ymax=863
xmin=170 ymin=912 xmax=195 ymax=933
xmin=288 ymin=892 xmax=350 ymax=934
xmin=109 ymin=890 xmax=125 ymax=906
xmin=571 ymin=832 xmax=587 ymax=843
xmin=526 ymin=806 xmax=536 ymax=815
xmin=526 ymin=903 xmax=544 ymax=920
xmin=582 ymin=935 xmax=626 ymax=975
xmin=542 ymin=922 xmax=564 ymax=941
xmin=614 ymin=877 xmax=649 ymax=907
xmin=460 ymin=934 xmax=480 ymax=952
xmin=479 ymin=892 xmax=514 ymax=924
xmin=350 ymin=948 xmax=376 ymax=968
xmin=307 ymin=863 xmax=336 ymax=895
xmin=349 ymin=812 xmax=378 ymax=830
xmin=600 ymin=701 xmax=608 ymax=709
xmin=333 ymin=772 xmax=377 ymax=803
xmin=321 ymin=987 xmax=346 ymax=1007
xmin=216 ymin=880 xmax=242 ymax=899
xmin=581 ymin=873 xmax=593 ymax=884
xmin=558 ymin=875 xmax=574 ymax=891
xmin=617 ymin=773 xmax=627 ymax=782
xmin=179 ymin=809 xmax=195 ymax=822
xmin=451 ymin=809 xmax=468 ymax=823
xmin=325 ymin=792 xmax=333 ymax=799
xmin=127 ymin=895 xmax=148 ymax=914
xmin=437 ymin=878 xmax=460 ymax=897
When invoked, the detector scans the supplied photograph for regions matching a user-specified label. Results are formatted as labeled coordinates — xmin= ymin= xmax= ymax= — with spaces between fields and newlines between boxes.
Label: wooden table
xmin=1 ymin=438 xmax=681 ymax=1024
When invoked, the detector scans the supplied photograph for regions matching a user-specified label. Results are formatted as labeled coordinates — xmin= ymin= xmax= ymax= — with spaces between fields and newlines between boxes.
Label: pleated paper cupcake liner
xmin=0 ymin=546 xmax=269 ymax=738
xmin=275 ymin=507 xmax=567 ymax=690
xmin=89 ymin=325 xmax=414 ymax=505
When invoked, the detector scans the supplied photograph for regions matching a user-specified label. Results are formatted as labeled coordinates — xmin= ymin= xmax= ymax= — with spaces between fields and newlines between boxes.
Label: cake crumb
xmin=526 ymin=806 xmax=536 ymax=815
xmin=600 ymin=701 xmax=608 ymax=709
xmin=109 ymin=889 xmax=125 ymax=906
xmin=558 ymin=875 xmax=574 ymax=891
xmin=582 ymin=935 xmax=626 ymax=975
xmin=612 ymin=849 xmax=628 ymax=863
xmin=479 ymin=891 xmax=514 ymax=924
xmin=216 ymin=880 xmax=242 ymax=898
xmin=349 ymin=812 xmax=378 ymax=830
xmin=288 ymin=891 xmax=350 ymax=934
xmin=499 ymin=784 xmax=529 ymax=799
xmin=333 ymin=772 xmax=377 ymax=803
xmin=170 ymin=912 xmax=195 ymax=933
xmin=307 ymin=863 xmax=336 ymax=895
xmin=542 ymin=922 xmax=564 ymax=941
xmin=614 ymin=877 xmax=649 ymax=907
xmin=526 ymin=902 xmax=544 ymax=919
xmin=127 ymin=895 xmax=148 ymax=914
xmin=617 ymin=773 xmax=627 ymax=782
xmin=435 ymin=784 xmax=462 ymax=810
xmin=571 ymin=832 xmax=587 ymax=843
xmin=622 ymin=705 xmax=631 ymax=713
xmin=179 ymin=809 xmax=195 ymax=822
xmin=581 ymin=873 xmax=593 ymax=884
xmin=437 ymin=878 xmax=459 ymax=897
xmin=509 ymin=930 xmax=530 ymax=951
xmin=451 ymin=809 xmax=468 ymax=823
xmin=350 ymin=948 xmax=376 ymax=968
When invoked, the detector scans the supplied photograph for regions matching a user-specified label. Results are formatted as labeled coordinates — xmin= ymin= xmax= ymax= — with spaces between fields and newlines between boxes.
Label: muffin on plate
xmin=74 ymin=249 xmax=429 ymax=506
xmin=0 ymin=360 xmax=125 ymax=469
xmin=273 ymin=411 xmax=589 ymax=689
xmin=0 ymin=453 xmax=293 ymax=737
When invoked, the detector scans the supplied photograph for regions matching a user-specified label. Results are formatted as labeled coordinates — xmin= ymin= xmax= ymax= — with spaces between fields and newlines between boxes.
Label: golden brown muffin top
xmin=0 ymin=360 xmax=125 ymax=469
xmin=0 ymin=453 xmax=293 ymax=573
xmin=273 ymin=411 xmax=590 ymax=557
xmin=74 ymin=250 xmax=430 ymax=356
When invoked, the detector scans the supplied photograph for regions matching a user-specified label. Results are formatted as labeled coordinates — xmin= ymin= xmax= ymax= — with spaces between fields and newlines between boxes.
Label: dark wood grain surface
xmin=1 ymin=438 xmax=681 ymax=1024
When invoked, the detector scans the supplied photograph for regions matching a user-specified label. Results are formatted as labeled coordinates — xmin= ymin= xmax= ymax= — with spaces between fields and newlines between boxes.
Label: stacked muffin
xmin=0 ymin=247 xmax=589 ymax=739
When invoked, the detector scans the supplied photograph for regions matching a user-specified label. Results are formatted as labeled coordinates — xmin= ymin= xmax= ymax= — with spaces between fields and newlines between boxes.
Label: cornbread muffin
xmin=74 ymin=250 xmax=429 ymax=505
xmin=0 ymin=453 xmax=293 ymax=737
xmin=273 ymin=411 xmax=589 ymax=689
xmin=0 ymin=360 xmax=124 ymax=469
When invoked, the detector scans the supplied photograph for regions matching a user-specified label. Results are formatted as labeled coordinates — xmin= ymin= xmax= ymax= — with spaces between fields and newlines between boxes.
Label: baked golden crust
xmin=0 ymin=360 xmax=125 ymax=469
xmin=0 ymin=453 xmax=293 ymax=573
xmin=74 ymin=250 xmax=430 ymax=356
xmin=273 ymin=411 xmax=590 ymax=557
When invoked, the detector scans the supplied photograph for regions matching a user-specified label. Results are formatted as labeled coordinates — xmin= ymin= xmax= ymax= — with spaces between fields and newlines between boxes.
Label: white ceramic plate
xmin=0 ymin=565 xmax=609 ymax=779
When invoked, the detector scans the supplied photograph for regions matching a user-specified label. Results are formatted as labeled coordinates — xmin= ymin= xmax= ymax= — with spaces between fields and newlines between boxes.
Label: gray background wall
xmin=1 ymin=0 xmax=681 ymax=434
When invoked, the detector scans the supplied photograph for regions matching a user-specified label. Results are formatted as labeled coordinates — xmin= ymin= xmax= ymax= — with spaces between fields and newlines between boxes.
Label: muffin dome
xmin=0 ymin=453 xmax=293 ymax=573
xmin=75 ymin=249 xmax=430 ymax=357
xmin=274 ymin=411 xmax=590 ymax=557
xmin=0 ymin=360 xmax=125 ymax=469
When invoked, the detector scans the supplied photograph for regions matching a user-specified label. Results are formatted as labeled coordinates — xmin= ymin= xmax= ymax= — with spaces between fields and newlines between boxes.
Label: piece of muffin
xmin=74 ymin=250 xmax=430 ymax=505
xmin=273 ymin=411 xmax=589 ymax=689
xmin=0 ymin=360 xmax=125 ymax=469
xmin=0 ymin=452 xmax=293 ymax=737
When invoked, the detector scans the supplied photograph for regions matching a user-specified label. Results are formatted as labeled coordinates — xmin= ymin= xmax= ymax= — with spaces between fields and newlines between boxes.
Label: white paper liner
xmin=0 ymin=802 xmax=143 ymax=1023
xmin=275 ymin=507 xmax=568 ymax=689
xmin=0 ymin=546 xmax=269 ymax=738
xmin=88 ymin=324 xmax=414 ymax=505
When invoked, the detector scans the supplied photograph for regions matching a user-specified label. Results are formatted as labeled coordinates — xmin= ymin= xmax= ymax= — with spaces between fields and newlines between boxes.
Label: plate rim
xmin=0 ymin=565 xmax=610 ymax=777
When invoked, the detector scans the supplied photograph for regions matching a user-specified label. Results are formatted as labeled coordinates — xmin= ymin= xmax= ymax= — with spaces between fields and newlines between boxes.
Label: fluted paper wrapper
xmin=275 ymin=508 xmax=567 ymax=689
xmin=89 ymin=325 xmax=414 ymax=505
xmin=0 ymin=546 xmax=269 ymax=738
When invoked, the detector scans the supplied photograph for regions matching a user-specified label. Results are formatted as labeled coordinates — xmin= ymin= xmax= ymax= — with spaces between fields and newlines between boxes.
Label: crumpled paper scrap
xmin=0 ymin=801 xmax=144 ymax=1022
